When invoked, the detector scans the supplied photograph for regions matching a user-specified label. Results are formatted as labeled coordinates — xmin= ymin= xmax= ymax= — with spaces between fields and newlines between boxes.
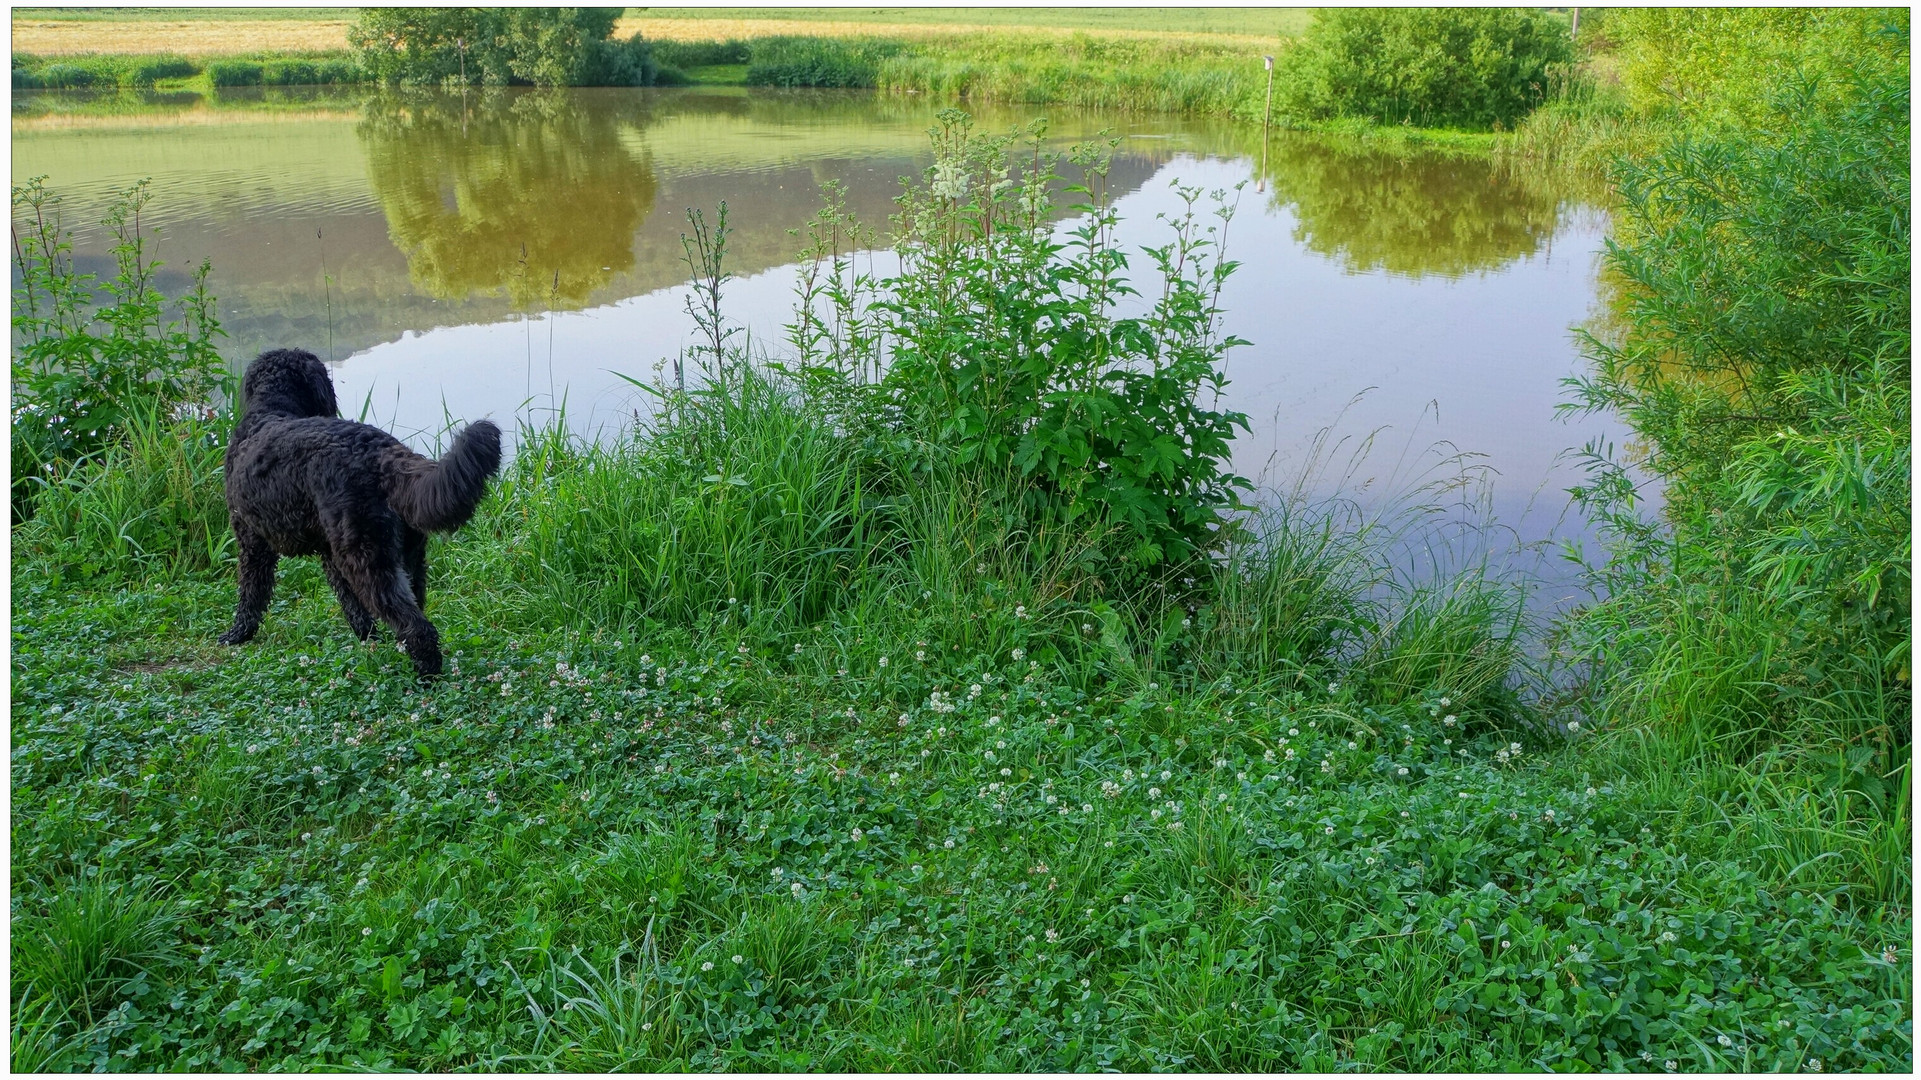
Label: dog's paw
xmin=217 ymin=627 xmax=254 ymax=646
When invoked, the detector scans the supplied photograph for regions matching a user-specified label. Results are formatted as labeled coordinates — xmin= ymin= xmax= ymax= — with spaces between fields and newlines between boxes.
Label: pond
xmin=14 ymin=86 xmax=1623 ymax=607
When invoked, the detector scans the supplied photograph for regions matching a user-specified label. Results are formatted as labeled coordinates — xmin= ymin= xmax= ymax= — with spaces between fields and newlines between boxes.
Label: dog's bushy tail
xmin=387 ymin=420 xmax=503 ymax=533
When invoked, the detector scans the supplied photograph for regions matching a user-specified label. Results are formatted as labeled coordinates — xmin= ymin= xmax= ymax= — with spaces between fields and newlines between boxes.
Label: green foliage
xmin=10 ymin=176 xmax=227 ymax=523
xmin=486 ymin=367 xmax=882 ymax=632
xmin=348 ymin=7 xmax=656 ymax=88
xmin=743 ymin=36 xmax=897 ymax=89
xmin=11 ymin=53 xmax=199 ymax=90
xmin=873 ymin=32 xmax=1265 ymax=120
xmin=1276 ymin=7 xmax=1573 ymax=130
xmin=870 ymin=113 xmax=1252 ymax=576
xmin=13 ymin=407 xmax=235 ymax=582
xmin=1565 ymin=38 xmax=1910 ymax=768
xmin=651 ymin=39 xmax=751 ymax=70
xmin=1610 ymin=7 xmax=1910 ymax=128
xmin=205 ymin=59 xmax=262 ymax=87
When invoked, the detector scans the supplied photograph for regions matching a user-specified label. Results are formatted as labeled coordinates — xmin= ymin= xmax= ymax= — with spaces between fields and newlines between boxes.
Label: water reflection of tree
xmin=358 ymin=89 xmax=657 ymax=306
xmin=1259 ymin=136 xmax=1566 ymax=279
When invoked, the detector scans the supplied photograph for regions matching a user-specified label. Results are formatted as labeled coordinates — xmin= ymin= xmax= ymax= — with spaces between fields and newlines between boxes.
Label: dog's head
xmin=241 ymin=349 xmax=339 ymax=420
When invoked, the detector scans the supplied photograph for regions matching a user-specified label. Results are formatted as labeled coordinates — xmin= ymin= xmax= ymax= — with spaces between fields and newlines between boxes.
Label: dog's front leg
xmin=218 ymin=529 xmax=279 ymax=646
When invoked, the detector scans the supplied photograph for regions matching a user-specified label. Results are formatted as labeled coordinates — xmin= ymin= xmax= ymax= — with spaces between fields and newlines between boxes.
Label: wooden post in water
xmin=1570 ymin=7 xmax=1580 ymax=39
xmin=1259 ymin=55 xmax=1274 ymax=192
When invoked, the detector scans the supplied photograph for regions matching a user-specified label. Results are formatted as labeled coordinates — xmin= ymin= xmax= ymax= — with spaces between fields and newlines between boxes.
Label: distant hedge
xmin=12 ymin=54 xmax=198 ymax=89
xmin=11 ymin=53 xmax=362 ymax=90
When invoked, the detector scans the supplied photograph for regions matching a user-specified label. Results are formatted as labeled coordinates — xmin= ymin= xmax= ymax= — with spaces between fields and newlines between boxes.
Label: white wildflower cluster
xmin=926 ymin=690 xmax=957 ymax=715
xmin=1493 ymin=741 xmax=1525 ymax=767
xmin=930 ymin=159 xmax=969 ymax=201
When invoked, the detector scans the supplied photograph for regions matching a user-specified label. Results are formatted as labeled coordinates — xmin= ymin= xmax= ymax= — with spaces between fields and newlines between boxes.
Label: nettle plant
xmin=799 ymin=111 xmax=1253 ymax=581
xmin=11 ymin=177 xmax=227 ymax=520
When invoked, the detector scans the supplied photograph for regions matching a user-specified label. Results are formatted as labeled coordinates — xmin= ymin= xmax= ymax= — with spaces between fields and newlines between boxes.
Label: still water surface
xmin=14 ymin=86 xmax=1620 ymax=602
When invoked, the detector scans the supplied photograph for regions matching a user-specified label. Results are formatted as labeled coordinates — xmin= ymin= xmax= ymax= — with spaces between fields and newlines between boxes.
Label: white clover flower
xmin=701 ymin=961 xmax=714 ymax=971
xmin=791 ymin=882 xmax=805 ymax=896
xmin=1011 ymin=648 xmax=1026 ymax=662
xmin=851 ymin=828 xmax=864 ymax=841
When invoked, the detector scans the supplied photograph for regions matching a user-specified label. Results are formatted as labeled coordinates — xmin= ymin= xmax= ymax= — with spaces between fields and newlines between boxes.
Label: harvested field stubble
xmin=12 ymin=18 xmax=352 ymax=57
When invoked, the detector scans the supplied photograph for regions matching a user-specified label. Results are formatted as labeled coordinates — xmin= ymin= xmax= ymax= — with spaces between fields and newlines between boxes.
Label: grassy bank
xmin=12 ymin=564 xmax=1909 ymax=1070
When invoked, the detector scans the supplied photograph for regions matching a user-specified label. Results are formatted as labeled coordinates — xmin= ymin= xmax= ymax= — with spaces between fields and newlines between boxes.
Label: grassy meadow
xmin=10 ymin=6 xmax=1913 ymax=1073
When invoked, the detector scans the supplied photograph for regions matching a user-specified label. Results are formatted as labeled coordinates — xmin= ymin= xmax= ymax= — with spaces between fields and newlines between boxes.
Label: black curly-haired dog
xmin=218 ymin=348 xmax=501 ymax=678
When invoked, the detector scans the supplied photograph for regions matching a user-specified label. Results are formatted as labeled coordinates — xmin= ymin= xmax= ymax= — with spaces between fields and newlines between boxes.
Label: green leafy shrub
xmin=1566 ymin=55 xmax=1910 ymax=759
xmin=10 ymin=177 xmax=228 ymax=524
xmin=206 ymin=59 xmax=263 ymax=87
xmin=579 ymin=33 xmax=657 ymax=88
xmin=868 ymin=113 xmax=1252 ymax=577
xmin=26 ymin=63 xmax=106 ymax=89
xmin=1609 ymin=7 xmax=1910 ymax=128
xmin=121 ymin=55 xmax=196 ymax=87
xmin=653 ymin=39 xmax=751 ymax=69
xmin=1276 ymin=7 xmax=1573 ymax=130
xmin=745 ymin=36 xmax=897 ymax=89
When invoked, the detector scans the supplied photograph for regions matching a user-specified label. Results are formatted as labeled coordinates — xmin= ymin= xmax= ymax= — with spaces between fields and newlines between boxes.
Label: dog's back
xmin=227 ymin=350 xmax=501 ymax=545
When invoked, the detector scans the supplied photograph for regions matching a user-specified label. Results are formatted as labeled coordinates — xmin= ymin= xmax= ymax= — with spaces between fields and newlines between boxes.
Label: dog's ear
xmin=307 ymin=359 xmax=340 ymax=418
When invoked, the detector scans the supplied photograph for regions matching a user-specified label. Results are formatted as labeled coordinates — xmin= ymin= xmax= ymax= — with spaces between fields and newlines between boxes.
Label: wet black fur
xmin=219 ymin=349 xmax=502 ymax=678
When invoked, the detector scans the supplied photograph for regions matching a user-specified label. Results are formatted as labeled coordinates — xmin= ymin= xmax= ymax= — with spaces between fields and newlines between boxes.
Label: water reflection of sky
xmin=14 ymin=86 xmax=1625 ymax=606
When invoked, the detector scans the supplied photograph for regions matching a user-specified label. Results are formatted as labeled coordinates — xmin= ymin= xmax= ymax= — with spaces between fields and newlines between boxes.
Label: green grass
xmin=10 ymin=560 xmax=1911 ymax=1070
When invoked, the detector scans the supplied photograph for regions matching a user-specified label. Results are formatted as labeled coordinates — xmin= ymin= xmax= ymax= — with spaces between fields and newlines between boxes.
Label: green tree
xmin=1277 ymin=7 xmax=1572 ymax=130
xmin=348 ymin=7 xmax=655 ymax=88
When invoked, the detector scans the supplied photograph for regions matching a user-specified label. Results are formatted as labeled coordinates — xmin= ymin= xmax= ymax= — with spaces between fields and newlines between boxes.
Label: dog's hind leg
xmin=327 ymin=517 xmax=443 ymax=679
xmin=365 ymin=569 xmax=442 ymax=679
xmin=401 ymin=526 xmax=428 ymax=612
xmin=323 ymin=554 xmax=379 ymax=641
xmin=218 ymin=527 xmax=279 ymax=646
